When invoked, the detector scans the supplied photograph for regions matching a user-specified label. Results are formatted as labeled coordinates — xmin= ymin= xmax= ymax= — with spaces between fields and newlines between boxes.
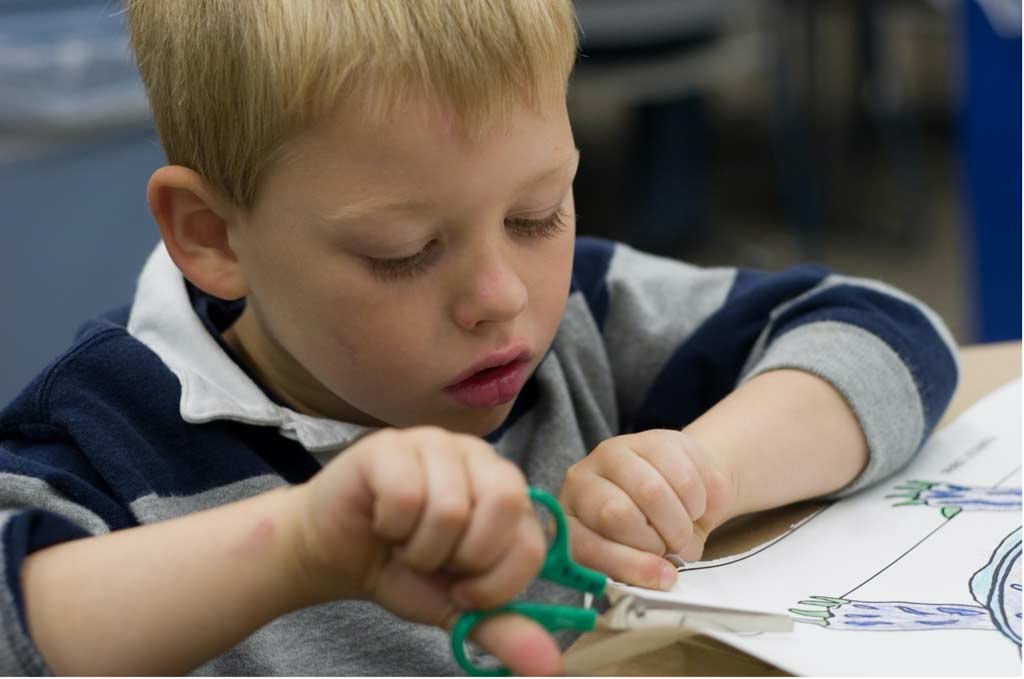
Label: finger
xmin=450 ymin=510 xmax=547 ymax=609
xmin=570 ymin=475 xmax=666 ymax=554
xmin=568 ymin=516 xmax=678 ymax=591
xmin=369 ymin=559 xmax=459 ymax=628
xmin=450 ymin=449 xmax=528 ymax=574
xmin=399 ymin=440 xmax=472 ymax=571
xmin=642 ymin=431 xmax=709 ymax=521
xmin=596 ymin=445 xmax=692 ymax=555
xmin=466 ymin=613 xmax=562 ymax=677
xmin=365 ymin=435 xmax=426 ymax=541
xmin=627 ymin=432 xmax=707 ymax=541
xmin=679 ymin=522 xmax=710 ymax=562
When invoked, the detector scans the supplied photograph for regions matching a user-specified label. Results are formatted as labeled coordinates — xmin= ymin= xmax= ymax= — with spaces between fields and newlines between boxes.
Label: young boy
xmin=0 ymin=1 xmax=958 ymax=675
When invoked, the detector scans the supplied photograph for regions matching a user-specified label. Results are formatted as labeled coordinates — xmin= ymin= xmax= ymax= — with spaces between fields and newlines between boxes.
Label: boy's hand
xmin=293 ymin=426 xmax=560 ymax=676
xmin=559 ymin=429 xmax=735 ymax=590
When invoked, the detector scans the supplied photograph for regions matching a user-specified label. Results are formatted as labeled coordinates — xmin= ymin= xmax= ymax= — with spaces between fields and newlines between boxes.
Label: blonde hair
xmin=124 ymin=0 xmax=578 ymax=210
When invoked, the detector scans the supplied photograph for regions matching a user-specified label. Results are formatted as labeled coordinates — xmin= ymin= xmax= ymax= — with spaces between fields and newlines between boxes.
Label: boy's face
xmin=224 ymin=96 xmax=578 ymax=436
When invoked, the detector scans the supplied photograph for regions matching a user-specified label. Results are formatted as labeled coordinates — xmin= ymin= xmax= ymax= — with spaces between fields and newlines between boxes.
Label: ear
xmin=146 ymin=166 xmax=248 ymax=300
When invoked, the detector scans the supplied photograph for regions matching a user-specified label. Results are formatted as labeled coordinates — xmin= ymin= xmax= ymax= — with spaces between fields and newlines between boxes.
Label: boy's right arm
xmin=21 ymin=427 xmax=560 ymax=676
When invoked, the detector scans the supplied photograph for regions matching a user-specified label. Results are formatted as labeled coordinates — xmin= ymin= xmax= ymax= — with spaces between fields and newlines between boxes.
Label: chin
xmin=447 ymin=404 xmax=517 ymax=438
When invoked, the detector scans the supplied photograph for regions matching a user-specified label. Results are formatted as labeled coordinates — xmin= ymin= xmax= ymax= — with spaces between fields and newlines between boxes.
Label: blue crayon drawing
xmin=887 ymin=480 xmax=1022 ymax=518
xmin=791 ymin=482 xmax=1022 ymax=649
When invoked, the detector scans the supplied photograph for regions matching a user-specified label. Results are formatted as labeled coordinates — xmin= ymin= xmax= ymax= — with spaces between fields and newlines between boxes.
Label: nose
xmin=452 ymin=239 xmax=528 ymax=330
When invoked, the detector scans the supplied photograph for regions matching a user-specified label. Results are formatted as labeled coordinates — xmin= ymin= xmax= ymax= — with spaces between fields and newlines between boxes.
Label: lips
xmin=444 ymin=346 xmax=531 ymax=408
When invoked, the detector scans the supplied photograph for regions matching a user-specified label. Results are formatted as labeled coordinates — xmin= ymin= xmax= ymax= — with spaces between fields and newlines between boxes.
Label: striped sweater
xmin=0 ymin=237 xmax=958 ymax=675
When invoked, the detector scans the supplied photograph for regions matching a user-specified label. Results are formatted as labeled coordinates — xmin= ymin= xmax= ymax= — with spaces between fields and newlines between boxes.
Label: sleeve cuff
xmin=741 ymin=320 xmax=926 ymax=497
xmin=1 ymin=509 xmax=91 ymax=675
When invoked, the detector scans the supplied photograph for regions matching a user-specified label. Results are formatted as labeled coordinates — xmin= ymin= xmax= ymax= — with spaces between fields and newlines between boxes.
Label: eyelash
xmin=366 ymin=209 xmax=571 ymax=282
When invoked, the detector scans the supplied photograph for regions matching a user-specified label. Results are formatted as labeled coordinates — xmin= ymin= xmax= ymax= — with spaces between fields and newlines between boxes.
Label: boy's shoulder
xmin=570 ymin=236 xmax=618 ymax=329
xmin=0 ymin=306 xmax=182 ymax=434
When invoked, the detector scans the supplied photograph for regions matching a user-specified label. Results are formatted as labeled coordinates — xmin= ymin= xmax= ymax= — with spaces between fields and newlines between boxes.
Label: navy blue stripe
xmin=4 ymin=510 xmax=90 ymax=635
xmin=0 ymin=439 xmax=136 ymax=531
xmin=41 ymin=332 xmax=319 ymax=497
xmin=569 ymin=237 xmax=615 ymax=330
xmin=631 ymin=265 xmax=830 ymax=431
xmin=765 ymin=284 xmax=957 ymax=436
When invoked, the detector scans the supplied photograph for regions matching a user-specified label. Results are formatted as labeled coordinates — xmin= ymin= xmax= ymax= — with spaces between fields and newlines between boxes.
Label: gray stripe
xmin=602 ymin=244 xmax=736 ymax=424
xmin=743 ymin=321 xmax=925 ymax=497
xmin=493 ymin=302 xmax=614 ymax=492
xmin=739 ymin=273 xmax=960 ymax=384
xmin=0 ymin=511 xmax=52 ymax=675
xmin=130 ymin=475 xmax=287 ymax=523
xmin=554 ymin=295 xmax=618 ymax=439
xmin=0 ymin=473 xmax=110 ymax=537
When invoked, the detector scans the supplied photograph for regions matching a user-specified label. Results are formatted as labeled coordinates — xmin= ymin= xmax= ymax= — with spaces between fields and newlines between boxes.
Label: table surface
xmin=565 ymin=341 xmax=1022 ymax=676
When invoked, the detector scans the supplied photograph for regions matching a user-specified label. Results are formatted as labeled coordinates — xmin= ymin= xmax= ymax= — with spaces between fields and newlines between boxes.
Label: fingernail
xmin=660 ymin=563 xmax=678 ymax=590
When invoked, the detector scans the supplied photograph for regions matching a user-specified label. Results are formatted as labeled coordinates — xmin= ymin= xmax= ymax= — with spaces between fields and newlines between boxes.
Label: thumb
xmin=466 ymin=613 xmax=563 ymax=676
xmin=373 ymin=565 xmax=563 ymax=676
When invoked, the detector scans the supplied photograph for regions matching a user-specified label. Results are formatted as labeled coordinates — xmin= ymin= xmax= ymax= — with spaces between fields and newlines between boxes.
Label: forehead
xmin=260 ymin=95 xmax=576 ymax=216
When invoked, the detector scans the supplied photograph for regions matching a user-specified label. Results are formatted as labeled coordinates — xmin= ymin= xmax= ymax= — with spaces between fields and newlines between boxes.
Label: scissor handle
xmin=450 ymin=487 xmax=607 ymax=676
xmin=451 ymin=601 xmax=597 ymax=676
xmin=528 ymin=487 xmax=607 ymax=596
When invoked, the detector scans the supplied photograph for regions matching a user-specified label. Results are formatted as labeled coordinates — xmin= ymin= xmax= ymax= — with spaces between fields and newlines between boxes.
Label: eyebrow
xmin=318 ymin=148 xmax=580 ymax=225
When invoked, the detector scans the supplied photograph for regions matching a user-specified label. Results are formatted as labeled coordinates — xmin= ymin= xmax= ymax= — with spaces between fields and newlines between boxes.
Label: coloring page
xmin=613 ymin=380 xmax=1022 ymax=676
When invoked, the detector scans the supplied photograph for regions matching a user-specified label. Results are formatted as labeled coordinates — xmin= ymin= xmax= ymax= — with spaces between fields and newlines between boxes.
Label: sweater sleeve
xmin=0 ymin=437 xmax=134 ymax=675
xmin=570 ymin=237 xmax=959 ymax=496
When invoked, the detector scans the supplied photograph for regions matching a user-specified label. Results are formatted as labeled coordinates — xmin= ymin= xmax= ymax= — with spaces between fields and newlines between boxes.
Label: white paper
xmin=622 ymin=380 xmax=1023 ymax=676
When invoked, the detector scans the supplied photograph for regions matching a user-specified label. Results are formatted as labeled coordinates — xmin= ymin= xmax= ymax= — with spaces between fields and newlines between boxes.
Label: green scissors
xmin=450 ymin=486 xmax=607 ymax=676
xmin=449 ymin=487 xmax=795 ymax=675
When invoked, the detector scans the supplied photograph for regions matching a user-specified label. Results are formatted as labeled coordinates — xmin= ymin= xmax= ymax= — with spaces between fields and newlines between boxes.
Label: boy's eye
xmin=505 ymin=209 xmax=570 ymax=239
xmin=365 ymin=240 xmax=439 ymax=281
xmin=363 ymin=210 xmax=570 ymax=282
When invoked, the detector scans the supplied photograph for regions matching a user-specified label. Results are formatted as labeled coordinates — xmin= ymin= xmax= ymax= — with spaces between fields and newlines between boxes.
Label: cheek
xmin=298 ymin=282 xmax=437 ymax=376
xmin=528 ymin=231 xmax=575 ymax=326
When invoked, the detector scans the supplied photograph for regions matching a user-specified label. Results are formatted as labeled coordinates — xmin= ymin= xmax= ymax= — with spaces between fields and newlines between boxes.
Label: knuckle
xmin=433 ymin=498 xmax=470 ymax=529
xmin=676 ymin=469 xmax=694 ymax=494
xmin=522 ymin=531 xmax=547 ymax=570
xmin=637 ymin=478 xmax=668 ymax=507
xmin=691 ymin=492 xmax=708 ymax=520
xmin=366 ymin=427 xmax=399 ymax=447
xmin=563 ymin=462 xmax=585 ymax=488
xmin=494 ymin=484 xmax=528 ymax=516
xmin=661 ymin=428 xmax=687 ymax=446
xmin=391 ymin=485 xmax=426 ymax=515
xmin=495 ymin=458 xmax=528 ymax=488
xmin=589 ymin=439 xmax=619 ymax=462
xmin=505 ymin=458 xmax=528 ymax=484
xmin=463 ymin=584 xmax=501 ymax=610
xmin=410 ymin=425 xmax=448 ymax=442
xmin=597 ymin=498 xmax=633 ymax=535
xmin=453 ymin=432 xmax=486 ymax=452
xmin=676 ymin=429 xmax=703 ymax=453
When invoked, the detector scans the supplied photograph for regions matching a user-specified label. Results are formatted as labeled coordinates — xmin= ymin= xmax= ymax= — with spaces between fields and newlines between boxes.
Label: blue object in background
xmin=960 ymin=0 xmax=1022 ymax=342
xmin=0 ymin=135 xmax=164 ymax=406
xmin=0 ymin=1 xmax=163 ymax=405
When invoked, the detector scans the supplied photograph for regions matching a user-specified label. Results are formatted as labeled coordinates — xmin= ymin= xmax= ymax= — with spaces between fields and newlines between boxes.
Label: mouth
xmin=444 ymin=347 xmax=532 ymax=409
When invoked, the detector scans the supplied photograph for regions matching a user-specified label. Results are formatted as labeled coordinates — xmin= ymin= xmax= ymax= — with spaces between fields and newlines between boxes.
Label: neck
xmin=221 ymin=306 xmax=382 ymax=427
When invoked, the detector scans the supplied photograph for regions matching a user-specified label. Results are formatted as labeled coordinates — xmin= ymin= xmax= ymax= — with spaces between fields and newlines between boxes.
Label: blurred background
xmin=0 ymin=0 xmax=1020 ymax=405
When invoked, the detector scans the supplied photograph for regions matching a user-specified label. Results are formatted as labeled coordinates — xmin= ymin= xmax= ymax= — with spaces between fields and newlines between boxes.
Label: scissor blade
xmin=598 ymin=595 xmax=793 ymax=634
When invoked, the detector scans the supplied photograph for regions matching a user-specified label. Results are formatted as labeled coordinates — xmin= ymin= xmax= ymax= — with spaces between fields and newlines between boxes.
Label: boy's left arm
xmin=560 ymin=241 xmax=960 ymax=589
